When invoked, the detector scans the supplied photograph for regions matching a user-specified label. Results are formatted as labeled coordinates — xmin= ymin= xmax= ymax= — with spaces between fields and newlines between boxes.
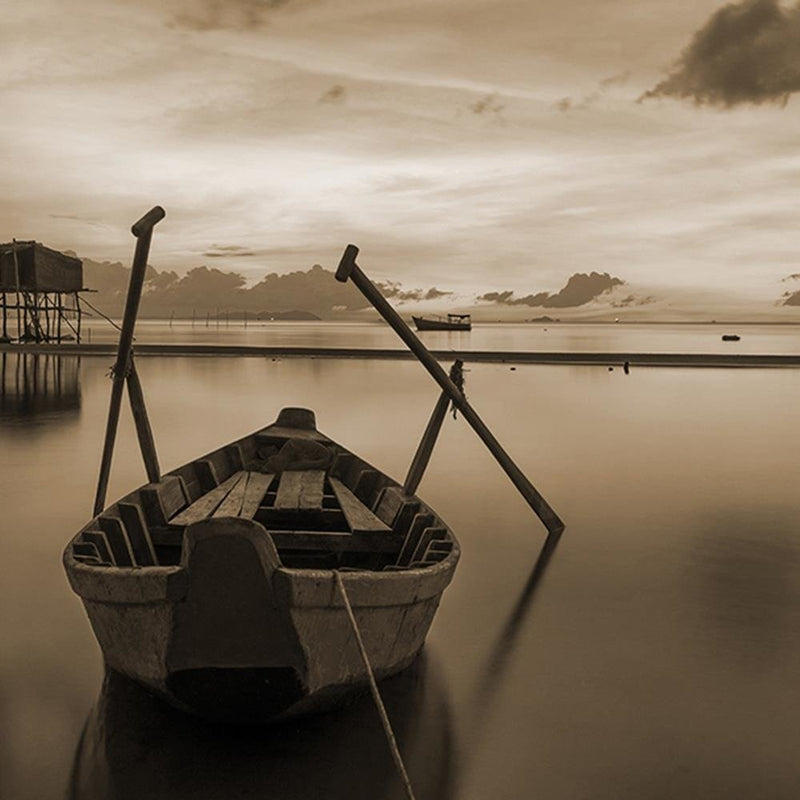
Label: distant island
xmin=62 ymin=250 xmax=800 ymax=324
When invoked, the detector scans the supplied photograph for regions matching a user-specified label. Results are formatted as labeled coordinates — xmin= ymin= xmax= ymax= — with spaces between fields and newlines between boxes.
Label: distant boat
xmin=412 ymin=313 xmax=471 ymax=331
xmin=721 ymin=334 xmax=741 ymax=342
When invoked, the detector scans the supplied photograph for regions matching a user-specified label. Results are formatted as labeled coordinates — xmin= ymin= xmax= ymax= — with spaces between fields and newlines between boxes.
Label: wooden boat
xmin=412 ymin=314 xmax=471 ymax=332
xmin=63 ymin=407 xmax=460 ymax=724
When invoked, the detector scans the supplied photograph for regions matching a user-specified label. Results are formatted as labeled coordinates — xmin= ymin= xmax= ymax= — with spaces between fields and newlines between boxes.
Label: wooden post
xmin=126 ymin=358 xmax=161 ymax=484
xmin=93 ymin=206 xmax=166 ymax=516
xmin=403 ymin=361 xmax=463 ymax=496
xmin=12 ymin=240 xmax=21 ymax=341
xmin=336 ymin=244 xmax=564 ymax=535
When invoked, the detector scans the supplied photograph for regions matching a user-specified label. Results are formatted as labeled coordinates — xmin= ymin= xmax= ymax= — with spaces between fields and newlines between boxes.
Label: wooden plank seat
xmin=329 ymin=478 xmax=390 ymax=534
xmin=158 ymin=468 xmax=403 ymax=555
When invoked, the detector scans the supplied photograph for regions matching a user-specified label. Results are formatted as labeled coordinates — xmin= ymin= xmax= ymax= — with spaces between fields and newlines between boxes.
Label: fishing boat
xmin=412 ymin=314 xmax=471 ymax=332
xmin=63 ymin=213 xmax=562 ymax=732
xmin=63 ymin=407 xmax=460 ymax=723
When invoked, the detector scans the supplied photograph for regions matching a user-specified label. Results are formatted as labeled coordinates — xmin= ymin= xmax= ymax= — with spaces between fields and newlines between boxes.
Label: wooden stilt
xmin=76 ymin=292 xmax=82 ymax=343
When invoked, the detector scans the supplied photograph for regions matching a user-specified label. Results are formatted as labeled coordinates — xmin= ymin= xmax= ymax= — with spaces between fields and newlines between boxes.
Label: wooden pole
xmin=126 ymin=357 xmax=161 ymax=484
xmin=12 ymin=240 xmax=21 ymax=341
xmin=403 ymin=381 xmax=453 ymax=496
xmin=336 ymin=244 xmax=564 ymax=535
xmin=93 ymin=206 xmax=165 ymax=516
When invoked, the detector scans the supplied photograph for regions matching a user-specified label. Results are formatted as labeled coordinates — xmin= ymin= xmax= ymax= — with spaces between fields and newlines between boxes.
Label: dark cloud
xmin=170 ymin=0 xmax=294 ymax=31
xmin=479 ymin=272 xmax=624 ymax=308
xmin=319 ymin=85 xmax=346 ymax=104
xmin=478 ymin=289 xmax=550 ymax=307
xmin=470 ymin=93 xmax=505 ymax=115
xmin=554 ymin=72 xmax=629 ymax=113
xmin=641 ymin=0 xmax=800 ymax=106
xmin=782 ymin=290 xmax=800 ymax=305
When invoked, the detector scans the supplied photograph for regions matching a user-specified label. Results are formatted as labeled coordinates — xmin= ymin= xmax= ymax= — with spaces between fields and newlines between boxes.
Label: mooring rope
xmin=78 ymin=295 xmax=124 ymax=333
xmin=334 ymin=571 xmax=418 ymax=800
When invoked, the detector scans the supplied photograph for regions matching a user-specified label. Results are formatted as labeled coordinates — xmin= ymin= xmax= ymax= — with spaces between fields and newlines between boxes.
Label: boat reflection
xmin=69 ymin=650 xmax=454 ymax=800
xmin=0 ymin=352 xmax=81 ymax=419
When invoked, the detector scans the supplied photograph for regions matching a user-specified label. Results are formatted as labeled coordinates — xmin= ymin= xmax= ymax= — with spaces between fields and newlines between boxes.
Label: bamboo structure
xmin=0 ymin=241 xmax=86 ymax=343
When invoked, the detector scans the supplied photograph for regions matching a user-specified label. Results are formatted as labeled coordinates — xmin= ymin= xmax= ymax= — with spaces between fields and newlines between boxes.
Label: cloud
xmin=319 ymin=84 xmax=346 ymax=103
xmin=553 ymin=71 xmax=629 ymax=113
xmin=377 ymin=281 xmax=453 ymax=303
xmin=599 ymin=70 xmax=631 ymax=89
xmin=203 ymin=244 xmax=257 ymax=258
xmin=470 ymin=93 xmax=505 ymax=116
xmin=479 ymin=272 xmax=624 ymax=308
xmin=641 ymin=0 xmax=800 ymax=106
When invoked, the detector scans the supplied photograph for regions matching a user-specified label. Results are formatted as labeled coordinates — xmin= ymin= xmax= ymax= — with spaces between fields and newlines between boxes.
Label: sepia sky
xmin=3 ymin=0 xmax=800 ymax=295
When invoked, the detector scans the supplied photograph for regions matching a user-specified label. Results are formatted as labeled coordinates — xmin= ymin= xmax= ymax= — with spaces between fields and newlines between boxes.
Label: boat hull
xmin=64 ymin=411 xmax=459 ymax=723
xmin=412 ymin=316 xmax=471 ymax=331
xmin=68 ymin=522 xmax=455 ymax=722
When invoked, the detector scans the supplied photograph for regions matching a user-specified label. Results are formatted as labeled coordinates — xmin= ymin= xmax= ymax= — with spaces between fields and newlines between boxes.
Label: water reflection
xmin=0 ymin=352 xmax=81 ymax=419
xmin=69 ymin=652 xmax=454 ymax=800
xmin=473 ymin=530 xmax=562 ymax=716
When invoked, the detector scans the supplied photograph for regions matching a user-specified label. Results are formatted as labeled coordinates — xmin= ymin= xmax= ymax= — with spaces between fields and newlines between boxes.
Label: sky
xmin=3 ymin=0 xmax=800 ymax=298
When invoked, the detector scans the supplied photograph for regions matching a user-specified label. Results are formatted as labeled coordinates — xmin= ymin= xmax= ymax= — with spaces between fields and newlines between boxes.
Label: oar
xmin=93 ymin=206 xmax=165 ymax=516
xmin=336 ymin=244 xmax=564 ymax=535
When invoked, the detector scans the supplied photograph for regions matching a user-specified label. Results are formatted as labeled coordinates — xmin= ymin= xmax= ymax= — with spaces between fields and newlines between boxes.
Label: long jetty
xmin=3 ymin=342 xmax=800 ymax=367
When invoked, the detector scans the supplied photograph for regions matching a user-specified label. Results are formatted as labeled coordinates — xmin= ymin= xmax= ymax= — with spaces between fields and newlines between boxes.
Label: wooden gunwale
xmin=64 ymin=417 xmax=460 ymax=605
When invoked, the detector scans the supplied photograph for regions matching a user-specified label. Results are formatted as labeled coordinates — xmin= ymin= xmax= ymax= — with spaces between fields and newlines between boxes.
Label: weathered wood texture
xmin=330 ymin=478 xmax=390 ymax=534
xmin=397 ymin=513 xmax=434 ymax=567
xmin=239 ymin=472 xmax=274 ymax=518
xmin=274 ymin=470 xmax=325 ymax=511
xmin=270 ymin=529 xmax=404 ymax=553
xmin=169 ymin=472 xmax=246 ymax=526
xmin=82 ymin=530 xmax=113 ymax=564
xmin=98 ymin=515 xmax=135 ymax=567
xmin=118 ymin=502 xmax=157 ymax=566
xmin=139 ymin=476 xmax=188 ymax=527
xmin=213 ymin=472 xmax=249 ymax=517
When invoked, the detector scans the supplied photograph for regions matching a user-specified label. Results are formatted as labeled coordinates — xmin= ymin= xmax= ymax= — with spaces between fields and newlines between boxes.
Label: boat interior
xmin=70 ymin=413 xmax=456 ymax=573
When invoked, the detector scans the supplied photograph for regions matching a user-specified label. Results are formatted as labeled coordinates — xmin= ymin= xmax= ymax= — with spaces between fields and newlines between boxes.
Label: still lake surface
xmin=2 ymin=323 xmax=800 ymax=799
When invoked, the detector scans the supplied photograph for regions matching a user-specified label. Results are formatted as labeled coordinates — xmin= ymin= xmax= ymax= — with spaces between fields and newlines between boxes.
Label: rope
xmin=449 ymin=359 xmax=465 ymax=419
xmin=78 ymin=295 xmax=124 ymax=333
xmin=334 ymin=571 xmax=418 ymax=800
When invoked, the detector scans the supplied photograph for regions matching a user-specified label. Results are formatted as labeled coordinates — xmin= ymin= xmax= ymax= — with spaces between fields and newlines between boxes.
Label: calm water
xmin=2 ymin=327 xmax=800 ymax=799
xmin=85 ymin=319 xmax=800 ymax=355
